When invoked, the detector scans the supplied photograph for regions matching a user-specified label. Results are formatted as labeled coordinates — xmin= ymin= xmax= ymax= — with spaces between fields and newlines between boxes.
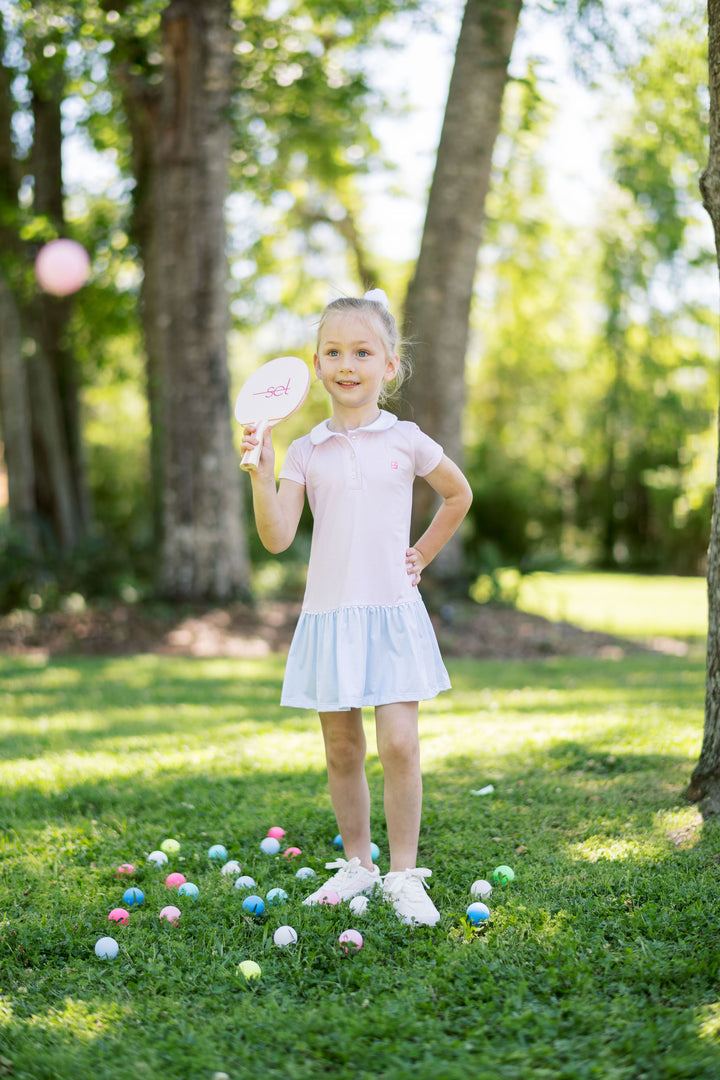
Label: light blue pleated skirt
xmin=280 ymin=599 xmax=451 ymax=712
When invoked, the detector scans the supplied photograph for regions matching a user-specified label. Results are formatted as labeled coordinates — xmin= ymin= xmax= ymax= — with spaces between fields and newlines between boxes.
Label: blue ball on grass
xmin=467 ymin=902 xmax=491 ymax=925
xmin=242 ymin=895 xmax=265 ymax=915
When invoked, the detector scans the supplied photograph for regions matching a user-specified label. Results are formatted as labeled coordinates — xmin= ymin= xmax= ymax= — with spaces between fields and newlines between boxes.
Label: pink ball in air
xmin=34 ymin=239 xmax=91 ymax=296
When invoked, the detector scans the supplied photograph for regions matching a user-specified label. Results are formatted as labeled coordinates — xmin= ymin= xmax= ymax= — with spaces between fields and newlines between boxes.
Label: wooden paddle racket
xmin=235 ymin=355 xmax=311 ymax=472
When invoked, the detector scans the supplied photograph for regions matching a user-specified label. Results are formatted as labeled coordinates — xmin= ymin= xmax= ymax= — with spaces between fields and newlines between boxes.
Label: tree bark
xmin=400 ymin=0 xmax=522 ymax=584
xmin=687 ymin=0 xmax=720 ymax=812
xmin=0 ymin=31 xmax=38 ymax=550
xmin=154 ymin=0 xmax=249 ymax=599
xmin=0 ymin=275 xmax=39 ymax=551
xmin=28 ymin=54 xmax=91 ymax=545
xmin=116 ymin=64 xmax=164 ymax=552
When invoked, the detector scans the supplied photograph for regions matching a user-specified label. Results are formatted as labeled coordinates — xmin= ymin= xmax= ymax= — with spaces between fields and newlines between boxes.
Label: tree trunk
xmin=687 ymin=0 xmax=720 ymax=812
xmin=0 ymin=275 xmax=39 ymax=551
xmin=0 ymin=30 xmax=38 ymax=550
xmin=154 ymin=0 xmax=249 ymax=600
xmin=117 ymin=66 xmax=164 ymax=553
xmin=28 ymin=54 xmax=91 ymax=545
xmin=400 ymin=0 xmax=522 ymax=584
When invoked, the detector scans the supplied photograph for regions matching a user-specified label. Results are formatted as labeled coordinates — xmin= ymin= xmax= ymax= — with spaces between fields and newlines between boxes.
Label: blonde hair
xmin=316 ymin=293 xmax=411 ymax=403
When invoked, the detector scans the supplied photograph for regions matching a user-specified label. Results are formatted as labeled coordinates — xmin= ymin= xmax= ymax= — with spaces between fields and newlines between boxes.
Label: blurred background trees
xmin=0 ymin=0 xmax=714 ymax=611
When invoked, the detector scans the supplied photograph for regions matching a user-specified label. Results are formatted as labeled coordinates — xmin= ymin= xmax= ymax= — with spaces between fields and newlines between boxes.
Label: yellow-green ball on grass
xmin=238 ymin=960 xmax=261 ymax=981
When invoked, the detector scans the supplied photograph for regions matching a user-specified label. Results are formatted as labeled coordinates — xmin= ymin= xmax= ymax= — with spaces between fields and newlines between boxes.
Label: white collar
xmin=309 ymin=409 xmax=398 ymax=445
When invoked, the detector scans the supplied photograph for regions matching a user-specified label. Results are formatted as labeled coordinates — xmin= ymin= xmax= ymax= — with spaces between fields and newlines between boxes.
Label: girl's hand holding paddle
xmin=240 ymin=423 xmax=275 ymax=480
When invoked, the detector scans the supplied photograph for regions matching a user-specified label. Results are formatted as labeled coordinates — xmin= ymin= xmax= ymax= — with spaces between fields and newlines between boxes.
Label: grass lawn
xmin=514 ymin=572 xmax=707 ymax=641
xmin=1 ymin=650 xmax=719 ymax=1079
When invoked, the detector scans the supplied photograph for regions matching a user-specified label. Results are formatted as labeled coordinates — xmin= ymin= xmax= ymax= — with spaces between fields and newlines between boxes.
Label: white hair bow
xmin=363 ymin=288 xmax=390 ymax=309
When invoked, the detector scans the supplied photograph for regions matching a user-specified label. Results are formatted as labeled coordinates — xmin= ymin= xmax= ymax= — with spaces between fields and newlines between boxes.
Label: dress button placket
xmin=346 ymin=435 xmax=362 ymax=490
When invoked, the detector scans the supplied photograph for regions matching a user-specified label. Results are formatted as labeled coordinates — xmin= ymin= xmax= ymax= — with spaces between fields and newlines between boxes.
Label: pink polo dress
xmin=278 ymin=410 xmax=451 ymax=712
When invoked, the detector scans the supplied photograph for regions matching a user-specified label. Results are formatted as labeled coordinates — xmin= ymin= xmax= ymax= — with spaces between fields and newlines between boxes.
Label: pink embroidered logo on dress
xmin=390 ymin=461 xmax=398 ymax=469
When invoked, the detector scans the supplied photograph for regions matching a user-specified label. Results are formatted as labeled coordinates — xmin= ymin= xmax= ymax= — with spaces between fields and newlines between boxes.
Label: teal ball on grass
xmin=208 ymin=844 xmax=228 ymax=861
xmin=178 ymin=882 xmax=199 ymax=900
xmin=266 ymin=887 xmax=288 ymax=905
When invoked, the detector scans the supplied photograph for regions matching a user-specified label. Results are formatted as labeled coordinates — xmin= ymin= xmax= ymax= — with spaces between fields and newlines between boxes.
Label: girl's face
xmin=314 ymin=312 xmax=399 ymax=419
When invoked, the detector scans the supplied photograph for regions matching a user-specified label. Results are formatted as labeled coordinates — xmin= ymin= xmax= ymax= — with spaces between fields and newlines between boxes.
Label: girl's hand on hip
xmin=405 ymin=546 xmax=427 ymax=587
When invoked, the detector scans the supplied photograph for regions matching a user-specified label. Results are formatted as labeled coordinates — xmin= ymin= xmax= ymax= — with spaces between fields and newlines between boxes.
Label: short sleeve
xmin=278 ymin=438 xmax=308 ymax=486
xmin=411 ymin=425 xmax=444 ymax=477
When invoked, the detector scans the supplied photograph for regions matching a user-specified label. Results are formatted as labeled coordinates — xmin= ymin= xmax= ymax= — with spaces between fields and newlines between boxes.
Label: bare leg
xmin=319 ymin=709 xmax=373 ymax=870
xmin=375 ymin=701 xmax=422 ymax=872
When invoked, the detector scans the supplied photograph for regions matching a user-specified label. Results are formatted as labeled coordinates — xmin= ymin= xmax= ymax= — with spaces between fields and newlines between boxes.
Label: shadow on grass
xmin=2 ymin=652 xmax=719 ymax=1079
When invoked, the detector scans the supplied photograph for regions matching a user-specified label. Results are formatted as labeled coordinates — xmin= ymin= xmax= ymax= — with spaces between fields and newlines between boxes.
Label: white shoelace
xmin=325 ymin=857 xmax=358 ymax=876
xmin=385 ymin=867 xmax=432 ymax=897
xmin=322 ymin=857 xmax=376 ymax=887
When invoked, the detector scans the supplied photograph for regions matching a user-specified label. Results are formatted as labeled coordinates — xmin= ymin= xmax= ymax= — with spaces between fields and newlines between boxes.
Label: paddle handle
xmin=240 ymin=419 xmax=269 ymax=472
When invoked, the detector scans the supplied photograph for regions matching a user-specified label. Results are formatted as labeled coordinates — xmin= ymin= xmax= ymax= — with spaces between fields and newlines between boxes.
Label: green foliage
xmin=467 ymin=9 xmax=715 ymax=576
xmin=1 ymin=0 xmax=418 ymax=597
xmin=0 ymin=524 xmax=153 ymax=612
xmin=1 ymin=650 xmax=719 ymax=1078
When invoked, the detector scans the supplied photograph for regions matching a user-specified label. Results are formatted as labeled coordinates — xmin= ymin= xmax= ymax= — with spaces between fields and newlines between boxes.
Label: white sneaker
xmin=302 ymin=857 xmax=380 ymax=905
xmin=382 ymin=868 xmax=440 ymax=926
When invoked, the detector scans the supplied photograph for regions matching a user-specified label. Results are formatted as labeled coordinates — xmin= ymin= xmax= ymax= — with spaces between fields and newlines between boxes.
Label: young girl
xmin=241 ymin=289 xmax=472 ymax=926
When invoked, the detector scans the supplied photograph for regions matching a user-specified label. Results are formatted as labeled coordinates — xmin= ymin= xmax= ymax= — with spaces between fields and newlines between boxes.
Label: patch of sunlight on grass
xmin=697 ymin=1003 xmax=720 ymax=1041
xmin=570 ymin=836 xmax=663 ymax=862
xmin=654 ymin=806 xmax=703 ymax=849
xmin=515 ymin=572 xmax=707 ymax=638
xmin=0 ymin=729 xmax=325 ymax=793
xmin=24 ymin=998 xmax=130 ymax=1043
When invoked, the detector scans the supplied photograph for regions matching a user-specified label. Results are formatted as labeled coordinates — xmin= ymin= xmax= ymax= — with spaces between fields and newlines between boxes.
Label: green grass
xmin=515 ymin=572 xmax=708 ymax=640
xmin=1 ymin=651 xmax=719 ymax=1079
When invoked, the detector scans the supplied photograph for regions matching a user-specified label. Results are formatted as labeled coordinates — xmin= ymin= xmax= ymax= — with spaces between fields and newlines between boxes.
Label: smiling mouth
xmin=337 ymin=380 xmax=359 ymax=387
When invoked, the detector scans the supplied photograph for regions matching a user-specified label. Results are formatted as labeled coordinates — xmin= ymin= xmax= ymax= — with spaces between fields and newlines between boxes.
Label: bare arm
xmin=241 ymin=424 xmax=305 ymax=553
xmin=405 ymin=455 xmax=473 ymax=585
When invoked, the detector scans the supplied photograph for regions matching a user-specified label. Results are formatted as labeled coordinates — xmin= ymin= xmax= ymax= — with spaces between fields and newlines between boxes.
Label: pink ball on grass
xmin=338 ymin=929 xmax=364 ymax=953
xmin=318 ymin=888 xmax=341 ymax=906
xmin=267 ymin=826 xmax=286 ymax=840
xmin=165 ymin=872 xmax=186 ymax=889
xmin=159 ymin=905 xmax=181 ymax=925
xmin=34 ymin=239 xmax=90 ymax=296
xmin=116 ymin=863 xmax=135 ymax=877
xmin=283 ymin=846 xmax=302 ymax=858
xmin=108 ymin=908 xmax=130 ymax=926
